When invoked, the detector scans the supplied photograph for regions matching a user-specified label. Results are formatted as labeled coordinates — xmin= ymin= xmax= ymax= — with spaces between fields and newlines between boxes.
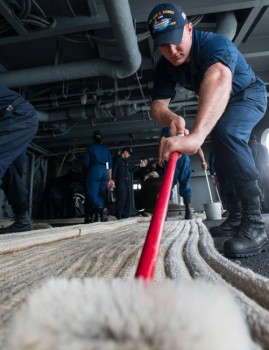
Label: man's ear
xmin=186 ymin=22 xmax=193 ymax=34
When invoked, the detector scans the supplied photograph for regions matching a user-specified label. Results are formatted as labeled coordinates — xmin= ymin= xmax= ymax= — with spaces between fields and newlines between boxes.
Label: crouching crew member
xmin=148 ymin=3 xmax=268 ymax=257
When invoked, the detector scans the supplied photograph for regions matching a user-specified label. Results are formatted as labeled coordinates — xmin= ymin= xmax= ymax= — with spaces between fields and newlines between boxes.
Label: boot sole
xmin=210 ymin=231 xmax=235 ymax=238
xmin=0 ymin=225 xmax=33 ymax=234
xmin=224 ymin=240 xmax=269 ymax=258
xmin=210 ymin=225 xmax=240 ymax=238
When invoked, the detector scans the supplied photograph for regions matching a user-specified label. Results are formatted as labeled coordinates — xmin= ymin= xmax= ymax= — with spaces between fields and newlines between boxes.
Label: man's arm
xmin=197 ymin=148 xmax=208 ymax=170
xmin=158 ymin=136 xmax=166 ymax=167
xmin=159 ymin=62 xmax=232 ymax=159
xmin=107 ymin=168 xmax=115 ymax=189
xmin=191 ymin=62 xmax=232 ymax=143
xmin=151 ymin=99 xmax=186 ymax=136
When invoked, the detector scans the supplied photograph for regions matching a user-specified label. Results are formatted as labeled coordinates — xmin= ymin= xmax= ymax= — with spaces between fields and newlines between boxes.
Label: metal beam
xmin=0 ymin=14 xmax=109 ymax=46
xmin=234 ymin=1 xmax=265 ymax=46
xmin=244 ymin=51 xmax=269 ymax=58
xmin=129 ymin=0 xmax=266 ymax=20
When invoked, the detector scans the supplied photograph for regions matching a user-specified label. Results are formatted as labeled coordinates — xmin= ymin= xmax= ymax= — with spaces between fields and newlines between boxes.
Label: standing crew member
xmin=83 ymin=130 xmax=113 ymax=222
xmin=148 ymin=3 xmax=268 ymax=257
xmin=0 ymin=85 xmax=39 ymax=234
xmin=159 ymin=127 xmax=207 ymax=219
xmin=113 ymin=147 xmax=132 ymax=220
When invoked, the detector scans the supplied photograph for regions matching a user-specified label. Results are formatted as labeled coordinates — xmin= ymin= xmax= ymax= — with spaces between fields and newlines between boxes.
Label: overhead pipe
xmin=0 ymin=0 xmax=141 ymax=88
xmin=215 ymin=11 xmax=237 ymax=40
xmin=36 ymin=97 xmax=199 ymax=123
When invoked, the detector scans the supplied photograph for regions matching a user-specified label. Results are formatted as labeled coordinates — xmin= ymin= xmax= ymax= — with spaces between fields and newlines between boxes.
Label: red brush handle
xmin=135 ymin=151 xmax=180 ymax=280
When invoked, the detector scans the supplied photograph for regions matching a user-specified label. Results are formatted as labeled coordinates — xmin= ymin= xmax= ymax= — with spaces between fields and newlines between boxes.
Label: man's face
xmin=158 ymin=23 xmax=193 ymax=66
xmin=124 ymin=151 xmax=130 ymax=159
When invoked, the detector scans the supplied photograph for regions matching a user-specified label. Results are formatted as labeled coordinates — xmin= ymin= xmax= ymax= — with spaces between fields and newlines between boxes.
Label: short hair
xmin=92 ymin=130 xmax=102 ymax=138
xmin=121 ymin=147 xmax=132 ymax=154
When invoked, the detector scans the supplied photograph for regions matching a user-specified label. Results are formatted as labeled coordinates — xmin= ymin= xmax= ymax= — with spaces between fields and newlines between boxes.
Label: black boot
xmin=100 ymin=208 xmax=108 ymax=222
xmin=0 ymin=211 xmax=32 ymax=234
xmin=98 ymin=207 xmax=104 ymax=222
xmin=84 ymin=198 xmax=93 ymax=224
xmin=184 ymin=203 xmax=193 ymax=219
xmin=95 ymin=207 xmax=108 ymax=222
xmin=84 ymin=214 xmax=93 ymax=224
xmin=93 ymin=208 xmax=100 ymax=222
xmin=222 ymin=210 xmax=229 ymax=217
xmin=224 ymin=196 xmax=269 ymax=258
xmin=92 ymin=206 xmax=106 ymax=222
xmin=183 ymin=197 xmax=192 ymax=219
xmin=210 ymin=198 xmax=241 ymax=237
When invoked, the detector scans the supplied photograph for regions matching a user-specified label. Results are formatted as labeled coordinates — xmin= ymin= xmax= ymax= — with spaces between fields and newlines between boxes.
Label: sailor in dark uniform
xmin=113 ymin=147 xmax=132 ymax=219
xmin=0 ymin=85 xmax=38 ymax=234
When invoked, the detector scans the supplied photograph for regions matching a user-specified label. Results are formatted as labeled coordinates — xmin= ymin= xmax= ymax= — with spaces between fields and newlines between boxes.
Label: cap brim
xmin=154 ymin=28 xmax=184 ymax=50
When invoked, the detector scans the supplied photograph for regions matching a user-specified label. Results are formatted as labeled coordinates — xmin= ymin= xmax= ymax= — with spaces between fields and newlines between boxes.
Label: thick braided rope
xmin=1 ymin=217 xmax=269 ymax=349
xmin=194 ymin=218 xmax=269 ymax=349
xmin=0 ymin=217 xmax=149 ymax=254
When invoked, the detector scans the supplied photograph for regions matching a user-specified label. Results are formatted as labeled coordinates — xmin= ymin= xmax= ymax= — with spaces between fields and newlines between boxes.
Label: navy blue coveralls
xmin=113 ymin=155 xmax=131 ymax=219
xmin=0 ymin=85 xmax=38 ymax=214
xmin=249 ymin=139 xmax=269 ymax=203
xmin=83 ymin=143 xmax=112 ymax=211
xmin=161 ymin=127 xmax=192 ymax=202
xmin=152 ymin=29 xmax=267 ymax=199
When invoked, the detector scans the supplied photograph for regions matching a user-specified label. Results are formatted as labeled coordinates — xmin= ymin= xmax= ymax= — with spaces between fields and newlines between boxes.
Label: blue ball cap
xmin=148 ymin=3 xmax=188 ymax=50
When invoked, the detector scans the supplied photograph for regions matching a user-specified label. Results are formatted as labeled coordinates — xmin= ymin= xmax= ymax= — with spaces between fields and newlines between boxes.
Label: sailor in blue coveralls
xmin=159 ymin=127 xmax=207 ymax=219
xmin=0 ymin=85 xmax=38 ymax=234
xmin=83 ymin=130 xmax=113 ymax=222
xmin=148 ymin=3 xmax=268 ymax=258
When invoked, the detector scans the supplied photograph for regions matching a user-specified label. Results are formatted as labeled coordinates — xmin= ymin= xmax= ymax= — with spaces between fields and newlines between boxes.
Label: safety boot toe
xmin=224 ymin=228 xmax=268 ymax=258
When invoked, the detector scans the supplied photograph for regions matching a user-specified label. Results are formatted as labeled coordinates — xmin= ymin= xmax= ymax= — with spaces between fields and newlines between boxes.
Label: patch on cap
xmin=148 ymin=3 xmax=188 ymax=49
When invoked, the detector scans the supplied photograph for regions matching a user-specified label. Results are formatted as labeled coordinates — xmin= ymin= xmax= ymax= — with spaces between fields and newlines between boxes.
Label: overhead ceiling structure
xmin=0 ymin=0 xmax=269 ymax=159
